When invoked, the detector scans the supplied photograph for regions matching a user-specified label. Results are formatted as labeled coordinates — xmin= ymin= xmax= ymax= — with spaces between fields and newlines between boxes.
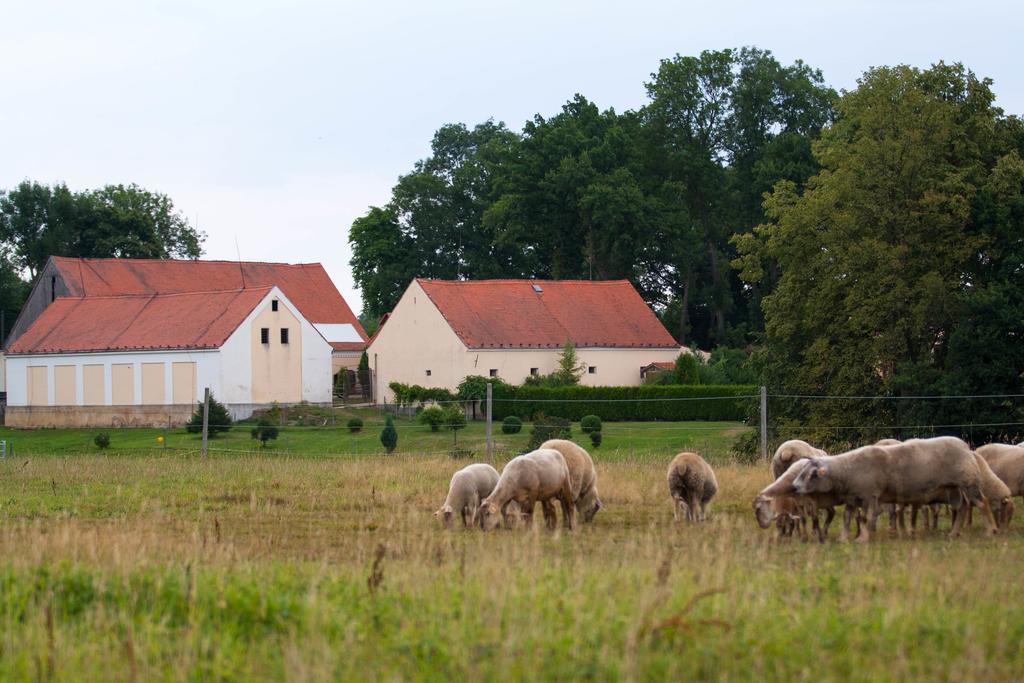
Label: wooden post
xmin=201 ymin=387 xmax=210 ymax=458
xmin=164 ymin=416 xmax=169 ymax=451
xmin=759 ymin=385 xmax=768 ymax=460
xmin=486 ymin=382 xmax=493 ymax=459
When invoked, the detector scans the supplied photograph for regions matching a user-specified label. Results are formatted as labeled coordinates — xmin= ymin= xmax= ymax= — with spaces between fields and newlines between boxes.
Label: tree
xmin=0 ymin=181 xmax=203 ymax=280
xmin=357 ymin=351 xmax=372 ymax=400
xmin=250 ymin=420 xmax=279 ymax=447
xmin=554 ymin=339 xmax=587 ymax=385
xmin=185 ymin=394 xmax=233 ymax=436
xmin=444 ymin=406 xmax=467 ymax=444
xmin=736 ymin=62 xmax=1020 ymax=443
xmin=673 ymin=353 xmax=701 ymax=384
xmin=380 ymin=415 xmax=398 ymax=454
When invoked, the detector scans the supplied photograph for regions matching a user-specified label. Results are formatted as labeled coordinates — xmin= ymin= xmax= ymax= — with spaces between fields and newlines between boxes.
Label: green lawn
xmin=0 ymin=411 xmax=751 ymax=461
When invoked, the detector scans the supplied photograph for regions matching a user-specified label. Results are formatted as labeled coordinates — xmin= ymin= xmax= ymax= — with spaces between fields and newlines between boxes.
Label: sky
xmin=2 ymin=0 xmax=1021 ymax=315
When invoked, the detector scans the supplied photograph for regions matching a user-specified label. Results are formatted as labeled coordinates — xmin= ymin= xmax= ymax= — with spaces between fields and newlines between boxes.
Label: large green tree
xmin=735 ymin=62 xmax=1024 ymax=443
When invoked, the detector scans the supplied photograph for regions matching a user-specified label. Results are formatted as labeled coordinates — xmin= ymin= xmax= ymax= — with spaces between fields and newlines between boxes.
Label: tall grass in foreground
xmin=0 ymin=455 xmax=1022 ymax=681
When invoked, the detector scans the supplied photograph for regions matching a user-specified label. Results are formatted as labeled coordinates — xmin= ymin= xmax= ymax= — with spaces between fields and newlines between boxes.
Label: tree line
xmin=350 ymin=47 xmax=1024 ymax=444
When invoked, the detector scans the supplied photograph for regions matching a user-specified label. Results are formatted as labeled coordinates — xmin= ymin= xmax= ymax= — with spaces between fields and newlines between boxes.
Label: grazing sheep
xmin=758 ymin=459 xmax=844 ymax=541
xmin=435 ymin=463 xmax=501 ymax=528
xmin=479 ymin=449 xmax=575 ymax=531
xmin=793 ymin=437 xmax=998 ymax=541
xmin=964 ymin=452 xmax=1014 ymax=531
xmin=540 ymin=439 xmax=602 ymax=523
xmin=976 ymin=444 xmax=1024 ymax=499
xmin=771 ymin=440 xmax=828 ymax=479
xmin=752 ymin=494 xmax=810 ymax=541
xmin=667 ymin=452 xmax=718 ymax=522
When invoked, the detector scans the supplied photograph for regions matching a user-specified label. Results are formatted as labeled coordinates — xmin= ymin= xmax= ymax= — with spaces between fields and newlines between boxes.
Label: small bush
xmin=580 ymin=415 xmax=602 ymax=434
xmin=501 ymin=415 xmax=523 ymax=434
xmin=730 ymin=430 xmax=760 ymax=463
xmin=589 ymin=430 xmax=602 ymax=448
xmin=250 ymin=420 xmax=279 ymax=447
xmin=380 ymin=415 xmax=398 ymax=454
xmin=185 ymin=393 xmax=233 ymax=436
xmin=448 ymin=447 xmax=474 ymax=460
xmin=527 ymin=413 xmax=572 ymax=450
xmin=93 ymin=432 xmax=110 ymax=449
xmin=347 ymin=417 xmax=364 ymax=433
xmin=418 ymin=406 xmax=446 ymax=432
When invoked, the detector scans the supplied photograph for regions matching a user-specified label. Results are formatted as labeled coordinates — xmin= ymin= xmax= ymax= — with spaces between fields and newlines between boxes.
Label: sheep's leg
xmin=975 ymin=495 xmax=998 ymax=536
xmin=887 ymin=505 xmax=897 ymax=533
xmin=671 ymin=495 xmax=681 ymax=522
xmin=897 ymin=505 xmax=907 ymax=535
xmin=930 ymin=504 xmax=941 ymax=530
xmin=541 ymin=499 xmax=557 ymax=529
xmin=810 ymin=509 xmax=823 ymax=543
xmin=560 ymin=483 xmax=575 ymax=530
xmin=910 ymin=504 xmax=920 ymax=533
xmin=842 ymin=506 xmax=853 ymax=542
xmin=949 ymin=493 xmax=967 ymax=538
xmin=699 ymin=499 xmax=708 ymax=522
xmin=822 ymin=507 xmax=835 ymax=539
xmin=465 ymin=493 xmax=479 ymax=528
xmin=688 ymin=493 xmax=700 ymax=523
xmin=858 ymin=499 xmax=879 ymax=543
xmin=798 ymin=515 xmax=809 ymax=542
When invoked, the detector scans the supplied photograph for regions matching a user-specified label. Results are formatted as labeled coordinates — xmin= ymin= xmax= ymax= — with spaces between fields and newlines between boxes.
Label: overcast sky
xmin=3 ymin=0 xmax=1021 ymax=314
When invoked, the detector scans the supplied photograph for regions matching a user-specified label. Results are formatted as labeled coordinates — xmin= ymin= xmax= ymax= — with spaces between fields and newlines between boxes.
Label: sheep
xmin=976 ymin=443 xmax=1024 ymax=498
xmin=435 ymin=463 xmax=500 ymax=528
xmin=792 ymin=436 xmax=998 ymax=541
xmin=540 ymin=439 xmax=602 ymax=523
xmin=960 ymin=452 xmax=1014 ymax=531
xmin=752 ymin=494 xmax=810 ymax=541
xmin=479 ymin=449 xmax=575 ymax=531
xmin=771 ymin=440 xmax=828 ymax=479
xmin=758 ymin=459 xmax=845 ymax=541
xmin=667 ymin=452 xmax=718 ymax=522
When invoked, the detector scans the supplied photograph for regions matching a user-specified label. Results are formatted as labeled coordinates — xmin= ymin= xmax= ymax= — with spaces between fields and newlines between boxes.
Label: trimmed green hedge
xmin=491 ymin=384 xmax=757 ymax=422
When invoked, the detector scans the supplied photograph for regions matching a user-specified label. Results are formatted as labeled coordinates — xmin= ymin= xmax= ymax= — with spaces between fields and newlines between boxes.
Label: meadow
xmin=1 ymin=421 xmax=1023 ymax=681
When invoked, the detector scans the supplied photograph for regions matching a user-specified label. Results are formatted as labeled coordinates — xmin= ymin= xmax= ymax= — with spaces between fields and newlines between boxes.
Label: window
xmin=489 ymin=369 xmax=498 ymax=377
xmin=260 ymin=328 xmax=270 ymax=344
xmin=530 ymin=368 xmax=539 ymax=376
xmin=50 ymin=276 xmax=57 ymax=303
xmin=280 ymin=328 xmax=290 ymax=344
xmin=425 ymin=370 xmax=432 ymax=377
xmin=588 ymin=366 xmax=597 ymax=374
xmin=271 ymin=299 xmax=279 ymax=312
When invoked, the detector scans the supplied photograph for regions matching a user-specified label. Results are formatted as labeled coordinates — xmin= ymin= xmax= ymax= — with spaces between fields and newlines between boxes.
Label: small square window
xmin=260 ymin=328 xmax=269 ymax=344
xmin=271 ymin=299 xmax=279 ymax=312
xmin=280 ymin=328 xmax=289 ymax=344
xmin=530 ymin=368 xmax=539 ymax=376
xmin=489 ymin=369 xmax=498 ymax=377
xmin=425 ymin=369 xmax=432 ymax=377
xmin=588 ymin=366 xmax=597 ymax=374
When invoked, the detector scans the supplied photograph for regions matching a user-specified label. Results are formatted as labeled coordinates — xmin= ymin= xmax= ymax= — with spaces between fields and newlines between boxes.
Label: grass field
xmin=1 ymin=432 xmax=1023 ymax=680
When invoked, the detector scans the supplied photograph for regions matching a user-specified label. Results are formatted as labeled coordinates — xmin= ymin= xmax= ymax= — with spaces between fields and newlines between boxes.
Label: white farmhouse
xmin=3 ymin=257 xmax=367 ymax=427
xmin=367 ymin=278 xmax=685 ymax=404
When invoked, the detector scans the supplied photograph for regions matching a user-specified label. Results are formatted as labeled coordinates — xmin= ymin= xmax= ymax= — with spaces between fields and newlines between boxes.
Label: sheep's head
xmin=793 ymin=459 xmax=832 ymax=494
xmin=580 ymin=491 xmax=602 ymax=523
xmin=999 ymin=497 xmax=1015 ymax=530
xmin=752 ymin=495 xmax=775 ymax=529
xmin=434 ymin=504 xmax=454 ymax=527
xmin=479 ymin=501 xmax=502 ymax=531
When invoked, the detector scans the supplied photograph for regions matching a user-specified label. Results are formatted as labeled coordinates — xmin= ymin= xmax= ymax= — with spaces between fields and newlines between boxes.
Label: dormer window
xmin=272 ymin=299 xmax=279 ymax=312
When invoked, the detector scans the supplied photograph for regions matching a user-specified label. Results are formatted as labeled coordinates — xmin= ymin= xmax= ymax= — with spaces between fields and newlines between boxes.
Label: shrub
xmin=589 ymin=430 xmax=602 ymax=448
xmin=490 ymin=384 xmax=756 ymax=422
xmin=380 ymin=415 xmax=398 ymax=454
xmin=250 ymin=420 xmax=279 ymax=447
xmin=580 ymin=415 xmax=602 ymax=434
xmin=93 ymin=432 xmax=110 ymax=449
xmin=185 ymin=393 xmax=233 ymax=436
xmin=730 ymin=430 xmax=760 ymax=463
xmin=347 ymin=417 xmax=364 ymax=433
xmin=527 ymin=413 xmax=572 ymax=450
xmin=673 ymin=353 xmax=701 ymax=384
xmin=444 ymin=407 xmax=467 ymax=443
xmin=501 ymin=415 xmax=523 ymax=434
xmin=448 ymin=447 xmax=474 ymax=460
xmin=418 ymin=406 xmax=446 ymax=432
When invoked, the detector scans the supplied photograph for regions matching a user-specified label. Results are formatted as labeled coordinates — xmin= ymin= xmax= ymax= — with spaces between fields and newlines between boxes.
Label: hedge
xmin=490 ymin=384 xmax=757 ymax=422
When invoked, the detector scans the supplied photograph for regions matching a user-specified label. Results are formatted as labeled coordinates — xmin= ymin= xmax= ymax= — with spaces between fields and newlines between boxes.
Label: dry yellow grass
xmin=1 ymin=453 xmax=1022 ymax=681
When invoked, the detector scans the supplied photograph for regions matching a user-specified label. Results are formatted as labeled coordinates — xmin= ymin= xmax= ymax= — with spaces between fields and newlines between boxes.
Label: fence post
xmin=759 ymin=385 xmax=768 ymax=460
xmin=164 ymin=416 xmax=169 ymax=451
xmin=201 ymin=387 xmax=210 ymax=458
xmin=486 ymin=382 xmax=493 ymax=459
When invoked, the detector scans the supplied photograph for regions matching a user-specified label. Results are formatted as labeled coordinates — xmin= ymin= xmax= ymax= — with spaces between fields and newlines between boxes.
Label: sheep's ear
xmin=817 ymin=466 xmax=828 ymax=478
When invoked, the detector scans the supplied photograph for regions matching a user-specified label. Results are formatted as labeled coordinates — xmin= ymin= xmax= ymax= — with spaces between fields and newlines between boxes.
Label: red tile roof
xmin=7 ymin=288 xmax=273 ymax=354
xmin=50 ymin=257 xmax=367 ymax=349
xmin=415 ymin=279 xmax=679 ymax=349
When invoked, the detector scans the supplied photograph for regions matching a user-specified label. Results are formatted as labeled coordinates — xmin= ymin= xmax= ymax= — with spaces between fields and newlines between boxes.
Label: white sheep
xmin=435 ymin=463 xmax=500 ymax=528
xmin=667 ymin=452 xmax=718 ymax=522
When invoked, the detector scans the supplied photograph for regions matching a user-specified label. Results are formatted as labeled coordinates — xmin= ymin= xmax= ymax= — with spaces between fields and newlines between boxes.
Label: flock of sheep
xmin=434 ymin=434 xmax=1024 ymax=542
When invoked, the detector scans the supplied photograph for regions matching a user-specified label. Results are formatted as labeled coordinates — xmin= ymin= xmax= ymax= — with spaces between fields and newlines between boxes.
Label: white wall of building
xmin=5 ymin=349 xmax=220 ymax=407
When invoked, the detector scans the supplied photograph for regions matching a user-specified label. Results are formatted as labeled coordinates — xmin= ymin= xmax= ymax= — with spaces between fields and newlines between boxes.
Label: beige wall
xmin=141 ymin=363 xmax=165 ymax=404
xmin=368 ymin=280 xmax=682 ymax=403
xmin=172 ymin=362 xmax=196 ymax=404
xmin=6 ymin=404 xmax=193 ymax=428
xmin=251 ymin=299 xmax=302 ymax=403
xmin=53 ymin=365 xmax=76 ymax=405
xmin=83 ymin=364 xmax=105 ymax=405
xmin=27 ymin=366 xmax=48 ymax=406
xmin=112 ymin=363 xmax=134 ymax=404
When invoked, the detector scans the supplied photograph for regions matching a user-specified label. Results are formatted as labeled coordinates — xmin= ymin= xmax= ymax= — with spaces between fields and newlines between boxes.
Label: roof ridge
xmin=48 ymin=286 xmax=274 ymax=302
xmin=55 ymin=256 xmax=325 ymax=268
xmin=416 ymin=277 xmax=631 ymax=285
